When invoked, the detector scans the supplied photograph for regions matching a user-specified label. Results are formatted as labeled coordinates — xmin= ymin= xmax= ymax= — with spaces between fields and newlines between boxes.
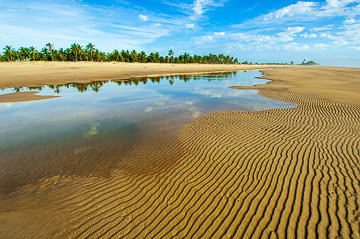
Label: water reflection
xmin=0 ymin=70 xmax=295 ymax=194
xmin=1 ymin=71 xmax=239 ymax=94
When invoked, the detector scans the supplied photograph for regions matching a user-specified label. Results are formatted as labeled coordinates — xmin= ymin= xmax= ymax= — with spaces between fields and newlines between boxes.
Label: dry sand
xmin=0 ymin=65 xmax=359 ymax=238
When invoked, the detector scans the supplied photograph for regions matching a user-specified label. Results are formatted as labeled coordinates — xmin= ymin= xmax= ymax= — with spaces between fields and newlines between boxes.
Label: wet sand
xmin=0 ymin=91 xmax=59 ymax=102
xmin=0 ymin=65 xmax=359 ymax=238
xmin=0 ymin=61 xmax=274 ymax=89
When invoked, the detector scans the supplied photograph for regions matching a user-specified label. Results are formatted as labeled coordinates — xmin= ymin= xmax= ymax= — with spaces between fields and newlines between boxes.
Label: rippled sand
xmin=0 ymin=66 xmax=359 ymax=238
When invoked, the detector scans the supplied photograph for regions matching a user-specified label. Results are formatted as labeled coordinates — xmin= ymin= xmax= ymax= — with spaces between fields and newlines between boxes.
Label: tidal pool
xmin=0 ymin=71 xmax=295 ymax=194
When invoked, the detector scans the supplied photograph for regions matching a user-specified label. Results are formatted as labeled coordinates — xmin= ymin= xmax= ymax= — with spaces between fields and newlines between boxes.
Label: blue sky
xmin=1 ymin=0 xmax=360 ymax=66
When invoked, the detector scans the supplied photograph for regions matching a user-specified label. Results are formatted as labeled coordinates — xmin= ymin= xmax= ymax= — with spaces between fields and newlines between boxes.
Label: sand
xmin=0 ymin=91 xmax=59 ymax=102
xmin=0 ymin=65 xmax=359 ymax=238
xmin=0 ymin=61 xmax=273 ymax=89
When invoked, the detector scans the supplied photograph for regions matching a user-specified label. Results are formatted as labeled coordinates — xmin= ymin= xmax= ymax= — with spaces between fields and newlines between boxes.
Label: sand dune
xmin=0 ymin=66 xmax=359 ymax=238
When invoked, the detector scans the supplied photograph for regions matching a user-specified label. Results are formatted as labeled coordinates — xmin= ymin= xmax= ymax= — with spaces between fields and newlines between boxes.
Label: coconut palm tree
xmin=70 ymin=43 xmax=81 ymax=61
xmin=28 ymin=46 xmax=36 ymax=61
xmin=58 ymin=48 xmax=66 ymax=61
xmin=86 ymin=43 xmax=95 ymax=61
xmin=46 ymin=42 xmax=54 ymax=61
xmin=19 ymin=47 xmax=30 ymax=61
xmin=130 ymin=50 xmax=138 ymax=62
xmin=139 ymin=51 xmax=146 ymax=63
xmin=168 ymin=49 xmax=174 ymax=63
xmin=3 ymin=45 xmax=16 ymax=61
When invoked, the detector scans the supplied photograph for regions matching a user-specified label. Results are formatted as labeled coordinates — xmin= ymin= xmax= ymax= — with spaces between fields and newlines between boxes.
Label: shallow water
xmin=0 ymin=71 xmax=295 ymax=193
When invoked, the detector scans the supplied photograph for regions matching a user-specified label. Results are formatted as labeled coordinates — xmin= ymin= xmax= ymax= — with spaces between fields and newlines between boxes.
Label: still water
xmin=0 ymin=71 xmax=295 ymax=194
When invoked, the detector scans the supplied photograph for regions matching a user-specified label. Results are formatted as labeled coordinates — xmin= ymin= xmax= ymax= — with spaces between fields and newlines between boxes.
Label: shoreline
xmin=0 ymin=61 xmax=289 ymax=90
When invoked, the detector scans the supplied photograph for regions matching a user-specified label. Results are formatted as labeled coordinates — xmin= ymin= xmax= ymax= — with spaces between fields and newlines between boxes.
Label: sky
xmin=0 ymin=0 xmax=360 ymax=67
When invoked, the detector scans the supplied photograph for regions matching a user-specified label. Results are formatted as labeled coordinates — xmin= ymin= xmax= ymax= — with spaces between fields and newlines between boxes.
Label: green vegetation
xmin=1 ymin=43 xmax=239 ymax=64
xmin=300 ymin=59 xmax=319 ymax=65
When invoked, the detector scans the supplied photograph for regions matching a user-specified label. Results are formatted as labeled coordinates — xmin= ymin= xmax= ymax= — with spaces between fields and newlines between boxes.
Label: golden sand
xmin=0 ymin=61 xmax=273 ymax=89
xmin=0 ymin=91 xmax=59 ymax=102
xmin=0 ymin=65 xmax=359 ymax=238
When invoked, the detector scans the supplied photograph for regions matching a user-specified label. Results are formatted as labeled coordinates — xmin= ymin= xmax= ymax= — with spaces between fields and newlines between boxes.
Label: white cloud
xmin=191 ymin=0 xmax=226 ymax=18
xmin=283 ymin=42 xmax=310 ymax=51
xmin=227 ymin=0 xmax=360 ymax=56
xmin=313 ymin=43 xmax=329 ymax=49
xmin=196 ymin=35 xmax=214 ymax=44
xmin=319 ymin=32 xmax=333 ymax=38
xmin=263 ymin=1 xmax=318 ymax=20
xmin=310 ymin=26 xmax=333 ymax=31
xmin=262 ymin=0 xmax=360 ymax=21
xmin=301 ymin=33 xmax=318 ymax=38
xmin=344 ymin=18 xmax=356 ymax=24
xmin=139 ymin=14 xmax=148 ymax=21
xmin=214 ymin=32 xmax=225 ymax=36
xmin=151 ymin=23 xmax=162 ymax=27
xmin=229 ymin=26 xmax=304 ymax=45
xmin=186 ymin=23 xmax=195 ymax=28
xmin=0 ymin=1 xmax=179 ymax=51
xmin=276 ymin=26 xmax=305 ymax=42
xmin=196 ymin=31 xmax=226 ymax=44
xmin=193 ymin=0 xmax=213 ymax=15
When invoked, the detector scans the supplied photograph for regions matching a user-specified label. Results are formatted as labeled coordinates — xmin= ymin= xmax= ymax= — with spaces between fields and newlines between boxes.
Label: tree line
xmin=1 ymin=43 xmax=239 ymax=64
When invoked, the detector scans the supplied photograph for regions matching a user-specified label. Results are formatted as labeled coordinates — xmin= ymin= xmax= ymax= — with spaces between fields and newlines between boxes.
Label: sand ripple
xmin=0 ymin=67 xmax=359 ymax=238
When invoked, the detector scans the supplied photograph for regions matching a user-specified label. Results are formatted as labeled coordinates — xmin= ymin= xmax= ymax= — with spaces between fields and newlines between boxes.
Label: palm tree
xmin=154 ymin=52 xmax=160 ymax=63
xmin=46 ymin=42 xmax=54 ymax=61
xmin=1 ymin=43 xmax=240 ymax=64
xmin=130 ymin=50 xmax=138 ymax=62
xmin=70 ymin=43 xmax=81 ymax=61
xmin=19 ymin=47 xmax=30 ymax=61
xmin=29 ymin=46 xmax=36 ymax=61
xmin=168 ymin=49 xmax=174 ymax=63
xmin=109 ymin=50 xmax=120 ymax=61
xmin=3 ymin=45 xmax=16 ymax=61
xmin=86 ymin=43 xmax=95 ymax=61
xmin=58 ymin=48 xmax=66 ymax=61
xmin=139 ymin=51 xmax=146 ymax=63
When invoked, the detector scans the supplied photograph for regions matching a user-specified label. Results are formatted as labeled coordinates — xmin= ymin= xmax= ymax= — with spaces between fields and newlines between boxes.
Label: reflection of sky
xmin=0 ymin=71 xmax=295 ymax=151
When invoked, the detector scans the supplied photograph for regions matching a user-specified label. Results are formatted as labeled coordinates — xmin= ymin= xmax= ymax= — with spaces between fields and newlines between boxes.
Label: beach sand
xmin=0 ymin=61 xmax=272 ymax=89
xmin=0 ymin=64 xmax=359 ymax=238
xmin=0 ymin=91 xmax=59 ymax=102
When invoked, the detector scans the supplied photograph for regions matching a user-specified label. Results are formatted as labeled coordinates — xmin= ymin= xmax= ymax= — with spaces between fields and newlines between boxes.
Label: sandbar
xmin=0 ymin=61 xmax=279 ymax=89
